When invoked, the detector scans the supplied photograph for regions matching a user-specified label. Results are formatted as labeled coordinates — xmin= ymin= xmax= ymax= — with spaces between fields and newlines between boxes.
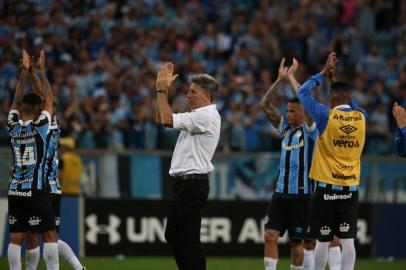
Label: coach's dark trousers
xmin=165 ymin=174 xmax=209 ymax=270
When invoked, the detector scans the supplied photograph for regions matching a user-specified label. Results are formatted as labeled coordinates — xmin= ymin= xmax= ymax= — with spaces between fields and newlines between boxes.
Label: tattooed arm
xmin=260 ymin=58 xmax=288 ymax=128
xmin=38 ymin=50 xmax=53 ymax=115
xmin=11 ymin=50 xmax=30 ymax=110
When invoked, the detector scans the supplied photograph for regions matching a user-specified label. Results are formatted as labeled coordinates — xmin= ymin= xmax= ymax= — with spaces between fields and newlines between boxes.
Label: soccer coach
xmin=155 ymin=62 xmax=221 ymax=270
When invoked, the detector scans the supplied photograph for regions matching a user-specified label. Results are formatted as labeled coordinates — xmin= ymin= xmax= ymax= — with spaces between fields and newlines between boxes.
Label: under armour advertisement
xmin=84 ymin=199 xmax=373 ymax=256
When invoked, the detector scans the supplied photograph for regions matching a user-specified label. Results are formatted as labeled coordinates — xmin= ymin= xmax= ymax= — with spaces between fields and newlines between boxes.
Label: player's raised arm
xmin=38 ymin=50 xmax=53 ymax=115
xmin=287 ymin=58 xmax=300 ymax=93
xmin=287 ymin=58 xmax=315 ymax=128
xmin=11 ymin=50 xmax=30 ymax=110
xmin=260 ymin=58 xmax=287 ymax=128
xmin=29 ymin=55 xmax=44 ymax=98
xmin=155 ymin=62 xmax=178 ymax=127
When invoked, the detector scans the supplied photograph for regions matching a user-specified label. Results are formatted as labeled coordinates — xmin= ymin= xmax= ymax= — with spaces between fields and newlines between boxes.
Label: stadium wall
xmin=1 ymin=198 xmax=406 ymax=258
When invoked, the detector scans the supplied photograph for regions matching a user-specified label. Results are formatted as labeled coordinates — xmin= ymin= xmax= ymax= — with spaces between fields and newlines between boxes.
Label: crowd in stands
xmin=1 ymin=0 xmax=406 ymax=154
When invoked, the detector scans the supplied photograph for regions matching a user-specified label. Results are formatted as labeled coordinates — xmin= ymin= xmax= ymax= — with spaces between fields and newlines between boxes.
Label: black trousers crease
xmin=165 ymin=176 xmax=209 ymax=270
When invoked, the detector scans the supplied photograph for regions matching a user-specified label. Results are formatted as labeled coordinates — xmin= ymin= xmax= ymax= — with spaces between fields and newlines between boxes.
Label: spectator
xmin=59 ymin=137 xmax=84 ymax=196
xmin=0 ymin=0 xmax=404 ymax=154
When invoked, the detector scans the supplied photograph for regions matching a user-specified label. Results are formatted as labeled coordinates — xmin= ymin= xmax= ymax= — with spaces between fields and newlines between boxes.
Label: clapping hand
xmin=321 ymin=52 xmax=338 ymax=80
xmin=287 ymin=58 xmax=299 ymax=78
xmin=393 ymin=102 xmax=406 ymax=128
xmin=20 ymin=49 xmax=30 ymax=70
xmin=156 ymin=62 xmax=178 ymax=93
xmin=277 ymin=58 xmax=289 ymax=81
xmin=37 ymin=50 xmax=45 ymax=70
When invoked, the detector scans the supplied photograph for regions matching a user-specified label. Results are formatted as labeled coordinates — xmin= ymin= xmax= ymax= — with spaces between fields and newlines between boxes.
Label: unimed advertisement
xmin=84 ymin=199 xmax=372 ymax=256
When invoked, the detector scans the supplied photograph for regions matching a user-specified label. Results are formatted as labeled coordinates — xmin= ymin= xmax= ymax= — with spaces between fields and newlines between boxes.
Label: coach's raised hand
xmin=156 ymin=62 xmax=179 ymax=93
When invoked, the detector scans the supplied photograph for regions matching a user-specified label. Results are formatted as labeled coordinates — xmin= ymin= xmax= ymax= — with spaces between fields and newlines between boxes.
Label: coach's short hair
xmin=190 ymin=74 xmax=219 ymax=100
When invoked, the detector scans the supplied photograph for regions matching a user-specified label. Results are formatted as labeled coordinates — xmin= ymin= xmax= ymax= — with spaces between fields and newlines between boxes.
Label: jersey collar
xmin=333 ymin=104 xmax=351 ymax=110
xmin=18 ymin=119 xmax=33 ymax=126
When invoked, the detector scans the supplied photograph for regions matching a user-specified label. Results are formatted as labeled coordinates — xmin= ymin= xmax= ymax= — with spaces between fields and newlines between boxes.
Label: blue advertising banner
xmin=373 ymin=203 xmax=406 ymax=258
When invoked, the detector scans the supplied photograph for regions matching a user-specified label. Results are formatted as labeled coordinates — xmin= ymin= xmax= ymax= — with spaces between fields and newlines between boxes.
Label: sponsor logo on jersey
xmin=8 ymin=190 xmax=32 ymax=197
xmin=339 ymin=125 xmax=358 ymax=135
xmin=282 ymin=140 xmax=304 ymax=151
xmin=333 ymin=114 xmax=362 ymax=122
xmin=320 ymin=226 xmax=331 ymax=236
xmin=9 ymin=215 xmax=17 ymax=225
xmin=335 ymin=164 xmax=354 ymax=170
xmin=28 ymin=216 xmax=42 ymax=226
xmin=339 ymin=223 xmax=350 ymax=233
xmin=332 ymin=173 xmax=357 ymax=180
xmin=324 ymin=193 xmax=353 ymax=200
xmin=332 ymin=139 xmax=360 ymax=148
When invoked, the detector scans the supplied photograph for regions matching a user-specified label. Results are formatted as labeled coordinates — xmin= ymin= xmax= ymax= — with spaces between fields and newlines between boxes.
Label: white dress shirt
xmin=169 ymin=104 xmax=221 ymax=177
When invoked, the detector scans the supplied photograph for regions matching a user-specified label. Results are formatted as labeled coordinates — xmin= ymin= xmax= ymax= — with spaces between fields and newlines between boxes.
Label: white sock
xmin=291 ymin=264 xmax=304 ymax=269
xmin=26 ymin=246 xmax=40 ymax=270
xmin=340 ymin=239 xmax=356 ymax=270
xmin=328 ymin=246 xmax=341 ymax=270
xmin=314 ymin=241 xmax=329 ymax=270
xmin=43 ymin=243 xmax=59 ymax=270
xmin=264 ymin=257 xmax=278 ymax=270
xmin=303 ymin=249 xmax=314 ymax=270
xmin=8 ymin=244 xmax=22 ymax=270
xmin=58 ymin=239 xmax=83 ymax=270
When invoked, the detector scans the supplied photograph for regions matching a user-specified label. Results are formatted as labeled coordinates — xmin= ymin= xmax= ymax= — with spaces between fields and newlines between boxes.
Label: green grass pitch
xmin=1 ymin=256 xmax=406 ymax=269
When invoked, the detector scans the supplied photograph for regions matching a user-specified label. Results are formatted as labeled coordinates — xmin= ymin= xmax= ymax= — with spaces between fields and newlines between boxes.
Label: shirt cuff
xmin=9 ymin=110 xmax=19 ymax=116
xmin=311 ymin=73 xmax=324 ymax=86
xmin=306 ymin=122 xmax=317 ymax=132
xmin=41 ymin=110 xmax=51 ymax=123
xmin=172 ymin=113 xmax=180 ymax=130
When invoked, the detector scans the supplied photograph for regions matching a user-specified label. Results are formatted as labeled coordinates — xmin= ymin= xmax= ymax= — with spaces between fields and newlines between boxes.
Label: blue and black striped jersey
xmin=7 ymin=109 xmax=51 ymax=194
xmin=275 ymin=117 xmax=318 ymax=196
xmin=45 ymin=115 xmax=61 ymax=194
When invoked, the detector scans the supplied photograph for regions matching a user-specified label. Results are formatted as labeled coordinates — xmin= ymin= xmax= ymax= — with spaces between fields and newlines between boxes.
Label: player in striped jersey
xmin=261 ymin=58 xmax=317 ymax=270
xmin=24 ymin=53 xmax=86 ymax=270
xmin=7 ymin=50 xmax=59 ymax=270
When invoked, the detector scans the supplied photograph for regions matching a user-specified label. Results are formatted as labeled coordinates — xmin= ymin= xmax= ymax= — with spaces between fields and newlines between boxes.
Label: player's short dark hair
xmin=287 ymin=97 xmax=301 ymax=104
xmin=21 ymin=93 xmax=43 ymax=107
xmin=331 ymin=81 xmax=351 ymax=102
xmin=331 ymin=81 xmax=351 ymax=94
xmin=190 ymin=74 xmax=219 ymax=102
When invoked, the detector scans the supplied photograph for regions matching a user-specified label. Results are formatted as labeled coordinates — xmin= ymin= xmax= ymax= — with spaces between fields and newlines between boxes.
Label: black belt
xmin=177 ymin=174 xmax=208 ymax=180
